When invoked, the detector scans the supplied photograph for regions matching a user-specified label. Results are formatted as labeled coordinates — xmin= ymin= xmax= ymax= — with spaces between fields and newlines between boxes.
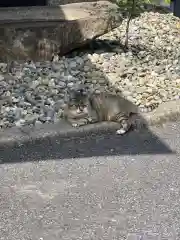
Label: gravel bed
xmin=0 ymin=11 xmax=180 ymax=129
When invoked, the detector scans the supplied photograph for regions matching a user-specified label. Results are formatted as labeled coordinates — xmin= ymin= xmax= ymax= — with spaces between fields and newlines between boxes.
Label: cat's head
xmin=67 ymin=85 xmax=90 ymax=116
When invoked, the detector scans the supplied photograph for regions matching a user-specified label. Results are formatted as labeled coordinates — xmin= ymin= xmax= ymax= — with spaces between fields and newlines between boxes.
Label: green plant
xmin=163 ymin=0 xmax=171 ymax=4
xmin=111 ymin=0 xmax=172 ymax=48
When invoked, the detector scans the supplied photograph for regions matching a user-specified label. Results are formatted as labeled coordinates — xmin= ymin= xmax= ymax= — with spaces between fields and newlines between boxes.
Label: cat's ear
xmin=64 ymin=88 xmax=75 ymax=102
xmin=80 ymin=87 xmax=89 ymax=96
xmin=73 ymin=84 xmax=88 ymax=96
xmin=66 ymin=87 xmax=76 ymax=96
xmin=74 ymin=83 xmax=86 ymax=92
xmin=80 ymin=85 xmax=91 ymax=95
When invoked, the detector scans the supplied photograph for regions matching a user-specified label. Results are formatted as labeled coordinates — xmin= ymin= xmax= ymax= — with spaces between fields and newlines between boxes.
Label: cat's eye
xmin=69 ymin=103 xmax=77 ymax=108
xmin=79 ymin=105 xmax=87 ymax=111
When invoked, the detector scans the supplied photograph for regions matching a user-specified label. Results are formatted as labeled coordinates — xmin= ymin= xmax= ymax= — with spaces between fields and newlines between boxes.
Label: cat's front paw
xmin=72 ymin=123 xmax=79 ymax=128
xmin=116 ymin=129 xmax=127 ymax=135
xmin=87 ymin=117 xmax=93 ymax=123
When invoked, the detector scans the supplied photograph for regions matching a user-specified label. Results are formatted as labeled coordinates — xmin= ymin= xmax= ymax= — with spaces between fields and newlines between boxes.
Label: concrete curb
xmin=140 ymin=100 xmax=180 ymax=126
xmin=0 ymin=100 xmax=179 ymax=147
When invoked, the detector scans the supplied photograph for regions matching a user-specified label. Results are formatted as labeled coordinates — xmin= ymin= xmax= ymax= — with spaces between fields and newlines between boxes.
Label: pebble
xmin=0 ymin=11 xmax=179 ymax=130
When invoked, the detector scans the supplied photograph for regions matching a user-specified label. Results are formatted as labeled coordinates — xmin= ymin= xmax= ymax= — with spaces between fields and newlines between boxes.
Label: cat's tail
xmin=130 ymin=102 xmax=159 ymax=130
xmin=137 ymin=102 xmax=159 ymax=114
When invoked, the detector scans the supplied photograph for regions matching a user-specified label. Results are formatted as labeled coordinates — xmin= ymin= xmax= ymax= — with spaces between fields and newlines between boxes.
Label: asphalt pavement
xmin=1 ymin=121 xmax=180 ymax=240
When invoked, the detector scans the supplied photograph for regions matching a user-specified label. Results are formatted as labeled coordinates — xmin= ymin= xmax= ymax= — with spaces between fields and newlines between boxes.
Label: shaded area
xmin=0 ymin=0 xmax=46 ymax=7
xmin=0 ymin=125 xmax=174 ymax=164
xmin=65 ymin=38 xmax=171 ymax=61
xmin=174 ymin=0 xmax=180 ymax=17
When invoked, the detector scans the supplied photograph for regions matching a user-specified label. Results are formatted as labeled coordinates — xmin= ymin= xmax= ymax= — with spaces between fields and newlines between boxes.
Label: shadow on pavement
xmin=0 ymin=125 xmax=174 ymax=164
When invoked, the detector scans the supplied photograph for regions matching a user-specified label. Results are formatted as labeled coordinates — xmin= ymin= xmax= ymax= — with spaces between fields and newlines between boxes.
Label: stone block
xmin=0 ymin=1 xmax=122 ymax=61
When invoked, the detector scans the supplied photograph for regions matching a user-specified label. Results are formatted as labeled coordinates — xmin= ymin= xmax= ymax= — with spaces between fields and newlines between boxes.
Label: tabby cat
xmin=64 ymin=87 xmax=157 ymax=135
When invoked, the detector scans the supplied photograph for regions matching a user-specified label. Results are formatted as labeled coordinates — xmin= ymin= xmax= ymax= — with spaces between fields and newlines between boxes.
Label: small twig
xmin=124 ymin=0 xmax=136 ymax=48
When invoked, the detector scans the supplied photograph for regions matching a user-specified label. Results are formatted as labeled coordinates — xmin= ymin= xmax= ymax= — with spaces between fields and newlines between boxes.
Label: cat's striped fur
xmin=64 ymin=89 xmax=158 ymax=135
